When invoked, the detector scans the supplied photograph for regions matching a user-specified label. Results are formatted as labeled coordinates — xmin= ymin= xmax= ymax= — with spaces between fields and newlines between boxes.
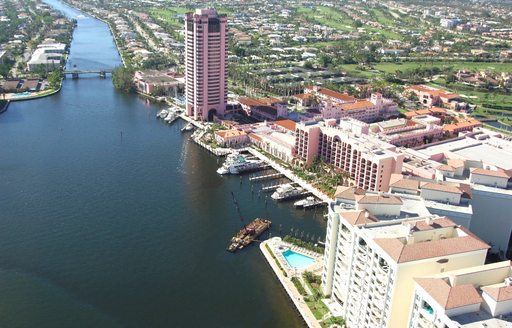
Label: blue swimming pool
xmin=282 ymin=250 xmax=315 ymax=269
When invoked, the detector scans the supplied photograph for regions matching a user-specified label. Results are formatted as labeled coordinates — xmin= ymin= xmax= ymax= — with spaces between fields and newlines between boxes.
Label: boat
xmin=181 ymin=122 xmax=194 ymax=132
xmin=271 ymin=183 xmax=305 ymax=201
xmin=157 ymin=109 xmax=169 ymax=118
xmin=164 ymin=112 xmax=178 ymax=123
xmin=294 ymin=196 xmax=317 ymax=208
xmin=227 ymin=218 xmax=272 ymax=253
xmin=217 ymin=153 xmax=263 ymax=175
xmin=294 ymin=196 xmax=324 ymax=209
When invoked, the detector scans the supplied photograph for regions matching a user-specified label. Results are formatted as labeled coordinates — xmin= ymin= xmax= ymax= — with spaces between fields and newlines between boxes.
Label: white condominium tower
xmin=184 ymin=9 xmax=227 ymax=121
xmin=321 ymin=202 xmax=489 ymax=328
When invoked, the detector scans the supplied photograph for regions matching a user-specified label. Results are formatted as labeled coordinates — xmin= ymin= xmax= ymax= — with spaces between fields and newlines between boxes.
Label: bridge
xmin=62 ymin=69 xmax=114 ymax=79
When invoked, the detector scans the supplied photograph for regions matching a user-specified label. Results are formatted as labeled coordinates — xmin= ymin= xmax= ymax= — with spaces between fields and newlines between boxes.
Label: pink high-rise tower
xmin=185 ymin=9 xmax=227 ymax=121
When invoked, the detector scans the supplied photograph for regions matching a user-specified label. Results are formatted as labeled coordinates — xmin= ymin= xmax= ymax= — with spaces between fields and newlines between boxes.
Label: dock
xmin=246 ymin=148 xmax=333 ymax=203
xmin=249 ymin=172 xmax=283 ymax=182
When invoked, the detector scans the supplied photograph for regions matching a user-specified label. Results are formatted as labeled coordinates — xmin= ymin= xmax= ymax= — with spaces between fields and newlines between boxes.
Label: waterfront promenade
xmin=260 ymin=238 xmax=322 ymax=328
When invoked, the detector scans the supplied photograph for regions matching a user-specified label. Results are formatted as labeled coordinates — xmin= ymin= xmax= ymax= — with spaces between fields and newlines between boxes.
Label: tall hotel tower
xmin=184 ymin=9 xmax=227 ymax=121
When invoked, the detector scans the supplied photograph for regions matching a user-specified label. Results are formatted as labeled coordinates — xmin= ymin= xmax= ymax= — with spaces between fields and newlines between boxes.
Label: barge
xmin=227 ymin=218 xmax=271 ymax=252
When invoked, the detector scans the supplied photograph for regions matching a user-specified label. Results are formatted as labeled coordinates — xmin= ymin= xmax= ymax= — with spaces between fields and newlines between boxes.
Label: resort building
xmin=302 ymin=87 xmax=398 ymax=122
xmin=408 ymin=261 xmax=512 ymax=327
xmin=133 ymin=70 xmax=184 ymax=96
xmin=214 ymin=129 xmax=249 ymax=147
xmin=322 ymin=206 xmax=489 ymax=328
xmin=185 ymin=9 xmax=227 ymax=121
xmin=406 ymin=85 xmax=461 ymax=108
xmin=370 ymin=118 xmax=444 ymax=148
xmin=238 ymin=97 xmax=288 ymax=121
xmin=295 ymin=121 xmax=403 ymax=192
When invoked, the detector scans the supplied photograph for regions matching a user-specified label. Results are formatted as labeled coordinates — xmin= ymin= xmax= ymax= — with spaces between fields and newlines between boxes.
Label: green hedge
xmin=265 ymin=244 xmax=287 ymax=277
xmin=283 ymin=235 xmax=324 ymax=254
xmin=291 ymin=277 xmax=307 ymax=296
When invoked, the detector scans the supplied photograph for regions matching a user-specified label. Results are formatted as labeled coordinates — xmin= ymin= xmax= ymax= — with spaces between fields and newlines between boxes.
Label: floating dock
xmin=249 ymin=172 xmax=283 ymax=182
xmin=227 ymin=218 xmax=271 ymax=253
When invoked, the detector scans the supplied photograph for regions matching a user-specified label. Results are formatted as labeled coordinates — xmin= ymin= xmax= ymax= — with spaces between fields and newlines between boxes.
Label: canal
xmin=0 ymin=1 xmax=326 ymax=327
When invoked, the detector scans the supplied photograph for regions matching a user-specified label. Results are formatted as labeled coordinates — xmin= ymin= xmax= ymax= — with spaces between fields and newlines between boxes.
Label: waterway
xmin=0 ymin=1 xmax=326 ymax=327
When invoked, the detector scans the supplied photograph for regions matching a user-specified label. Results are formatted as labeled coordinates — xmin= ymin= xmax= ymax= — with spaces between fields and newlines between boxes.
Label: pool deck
xmin=260 ymin=237 xmax=322 ymax=328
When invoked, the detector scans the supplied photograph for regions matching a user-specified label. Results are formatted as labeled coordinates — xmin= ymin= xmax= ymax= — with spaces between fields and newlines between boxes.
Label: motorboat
xmin=271 ymin=184 xmax=304 ymax=201
xmin=181 ymin=123 xmax=194 ymax=132
xmin=157 ymin=109 xmax=169 ymax=118
xmin=294 ymin=196 xmax=318 ymax=208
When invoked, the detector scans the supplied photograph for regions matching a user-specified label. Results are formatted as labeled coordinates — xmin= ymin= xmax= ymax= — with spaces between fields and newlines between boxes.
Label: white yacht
xmin=157 ymin=109 xmax=169 ymax=119
xmin=216 ymin=153 xmax=263 ymax=175
xmin=181 ymin=123 xmax=194 ymax=132
xmin=271 ymin=184 xmax=304 ymax=201
xmin=164 ymin=112 xmax=178 ymax=123
xmin=294 ymin=196 xmax=317 ymax=208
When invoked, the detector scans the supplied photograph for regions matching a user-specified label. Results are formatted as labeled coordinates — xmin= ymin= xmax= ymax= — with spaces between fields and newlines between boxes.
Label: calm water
xmin=0 ymin=1 xmax=326 ymax=327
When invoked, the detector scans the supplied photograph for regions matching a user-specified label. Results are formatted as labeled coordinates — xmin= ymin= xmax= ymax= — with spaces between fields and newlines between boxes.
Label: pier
xmin=249 ymin=172 xmax=283 ymax=182
xmin=246 ymin=148 xmax=333 ymax=203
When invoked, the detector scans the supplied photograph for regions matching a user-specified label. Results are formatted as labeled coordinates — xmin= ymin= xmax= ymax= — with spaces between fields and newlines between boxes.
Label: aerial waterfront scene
xmin=1 ymin=0 xmax=512 ymax=327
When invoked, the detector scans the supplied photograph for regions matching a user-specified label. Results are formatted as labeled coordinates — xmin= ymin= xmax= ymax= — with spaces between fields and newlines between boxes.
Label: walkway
xmin=260 ymin=238 xmax=322 ymax=328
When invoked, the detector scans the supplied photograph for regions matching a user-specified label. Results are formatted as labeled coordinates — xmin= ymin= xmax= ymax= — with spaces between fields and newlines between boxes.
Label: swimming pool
xmin=282 ymin=250 xmax=315 ymax=269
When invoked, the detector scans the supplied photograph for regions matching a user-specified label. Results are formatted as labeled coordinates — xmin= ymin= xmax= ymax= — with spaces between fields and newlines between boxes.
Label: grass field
xmin=296 ymin=6 xmax=355 ymax=32
xmin=342 ymin=61 xmax=512 ymax=78
xmin=150 ymin=9 xmax=184 ymax=29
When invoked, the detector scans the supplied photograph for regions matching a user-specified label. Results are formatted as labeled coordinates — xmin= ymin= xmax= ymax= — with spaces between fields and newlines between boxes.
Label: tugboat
xmin=227 ymin=192 xmax=271 ymax=253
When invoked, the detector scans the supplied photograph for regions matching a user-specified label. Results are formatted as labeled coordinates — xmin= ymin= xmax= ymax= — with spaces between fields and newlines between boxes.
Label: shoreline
xmin=260 ymin=238 xmax=322 ymax=328
xmin=59 ymin=0 xmax=125 ymax=67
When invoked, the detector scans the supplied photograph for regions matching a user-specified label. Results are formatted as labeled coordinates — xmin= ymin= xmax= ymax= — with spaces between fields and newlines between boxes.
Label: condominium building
xmin=295 ymin=121 xmax=403 ymax=191
xmin=409 ymin=261 xmax=512 ymax=327
xmin=185 ymin=9 xmax=227 ymax=121
xmin=322 ymin=205 xmax=489 ymax=328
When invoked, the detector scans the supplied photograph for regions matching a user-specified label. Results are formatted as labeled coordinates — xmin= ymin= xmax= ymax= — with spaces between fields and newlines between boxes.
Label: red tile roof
xmin=415 ymin=278 xmax=482 ymax=309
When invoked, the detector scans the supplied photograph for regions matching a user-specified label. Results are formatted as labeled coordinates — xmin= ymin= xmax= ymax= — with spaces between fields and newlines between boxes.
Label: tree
xmin=112 ymin=66 xmax=135 ymax=93
xmin=48 ymin=70 xmax=63 ymax=89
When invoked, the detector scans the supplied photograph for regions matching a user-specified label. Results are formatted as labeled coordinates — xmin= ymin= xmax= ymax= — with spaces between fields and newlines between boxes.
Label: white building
xmin=27 ymin=43 xmax=66 ymax=72
xmin=408 ymin=261 xmax=512 ymax=328
xmin=322 ymin=203 xmax=489 ymax=328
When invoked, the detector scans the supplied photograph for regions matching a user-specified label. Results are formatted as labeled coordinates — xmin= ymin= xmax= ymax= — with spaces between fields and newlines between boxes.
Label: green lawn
xmin=150 ymin=9 xmax=184 ymax=29
xmin=342 ymin=61 xmax=512 ymax=77
xmin=371 ymin=9 xmax=395 ymax=27
xmin=296 ymin=6 xmax=355 ymax=32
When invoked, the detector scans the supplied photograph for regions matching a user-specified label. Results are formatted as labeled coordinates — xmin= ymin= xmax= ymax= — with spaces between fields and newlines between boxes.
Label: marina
xmin=0 ymin=0 xmax=325 ymax=326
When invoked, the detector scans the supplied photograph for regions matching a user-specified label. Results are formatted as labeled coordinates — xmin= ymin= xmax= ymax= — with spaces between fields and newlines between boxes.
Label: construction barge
xmin=227 ymin=218 xmax=272 ymax=253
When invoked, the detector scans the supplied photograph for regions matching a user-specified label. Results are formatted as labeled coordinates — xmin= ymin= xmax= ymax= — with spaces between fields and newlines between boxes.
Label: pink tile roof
xmin=415 ymin=278 xmax=482 ymax=309
xmin=341 ymin=210 xmax=379 ymax=226
xmin=482 ymin=285 xmax=512 ymax=302
xmin=421 ymin=182 xmax=461 ymax=194
xmin=471 ymin=168 xmax=510 ymax=179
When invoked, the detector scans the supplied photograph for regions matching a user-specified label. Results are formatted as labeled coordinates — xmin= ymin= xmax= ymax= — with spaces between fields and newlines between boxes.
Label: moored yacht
xmin=271 ymin=184 xmax=304 ymax=201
